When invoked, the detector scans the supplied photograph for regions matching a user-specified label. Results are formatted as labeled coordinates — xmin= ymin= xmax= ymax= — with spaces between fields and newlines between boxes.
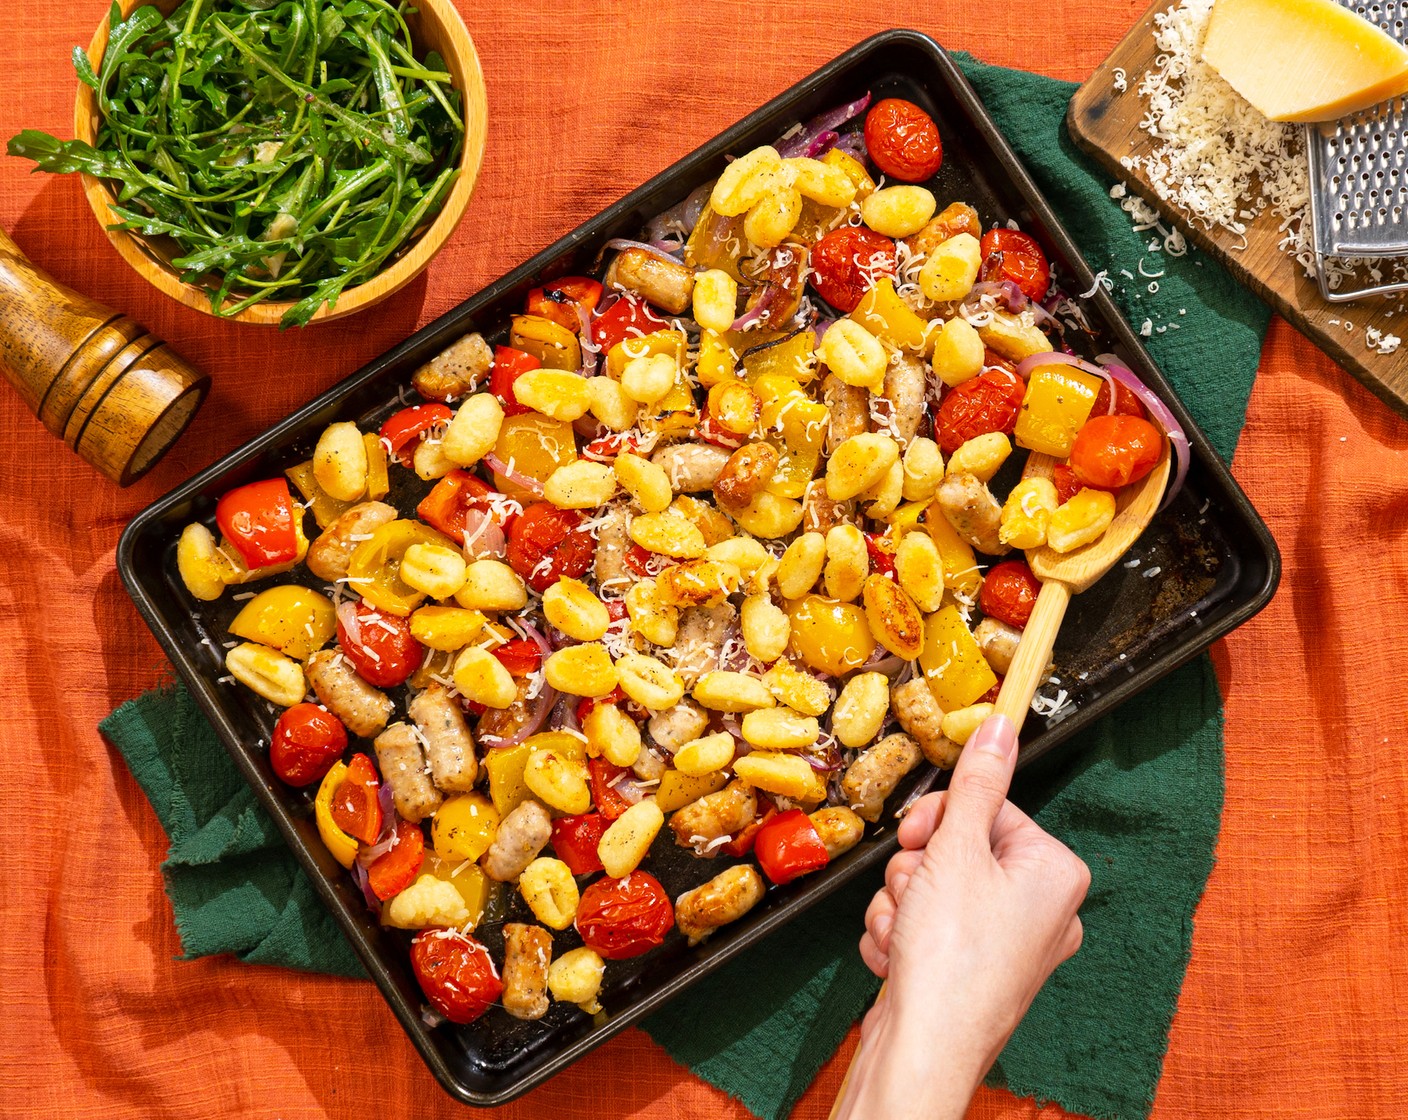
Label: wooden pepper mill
xmin=0 ymin=227 xmax=209 ymax=486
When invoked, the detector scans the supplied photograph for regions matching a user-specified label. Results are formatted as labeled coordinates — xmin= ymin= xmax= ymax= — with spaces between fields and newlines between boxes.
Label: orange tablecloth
xmin=3 ymin=1 xmax=1407 ymax=1116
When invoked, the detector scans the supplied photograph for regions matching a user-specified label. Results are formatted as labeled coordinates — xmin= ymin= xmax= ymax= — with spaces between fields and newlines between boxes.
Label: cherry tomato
xmin=977 ymin=678 xmax=1003 ymax=705
xmin=581 ymin=431 xmax=641 ymax=462
xmin=754 ymin=809 xmax=830 ymax=885
xmin=720 ymin=797 xmax=777 ymax=858
xmin=863 ymin=98 xmax=943 ymax=182
xmin=577 ymin=687 xmax=628 ymax=724
xmin=379 ymin=403 xmax=452 ymax=467
xmin=489 ymin=346 xmax=542 ymax=417
xmin=590 ymin=294 xmax=668 ymax=355
xmin=936 ymin=367 xmax=1026 ymax=455
xmin=269 ymin=703 xmax=348 ymax=786
xmin=329 ymin=753 xmax=382 ymax=844
xmin=336 ymin=601 xmax=424 ymax=688
xmin=1070 ymin=414 xmax=1163 ymax=490
xmin=505 ymin=502 xmax=595 ymax=593
xmin=979 ymin=229 xmax=1051 ymax=304
xmin=980 ymin=560 xmax=1041 ymax=630
xmin=575 ymin=870 xmax=674 ymax=960
xmin=416 ymin=469 xmax=517 ymax=546
xmin=1053 ymin=463 xmax=1083 ymax=506
xmin=550 ymin=812 xmax=609 ymax=875
xmin=1090 ymin=378 xmax=1147 ymax=421
xmin=983 ymin=347 xmax=1018 ymax=375
xmin=215 ymin=478 xmax=299 ymax=570
xmin=587 ymin=757 xmax=632 ymax=821
xmin=525 ymin=276 xmax=604 ymax=332
xmin=493 ymin=638 xmax=543 ymax=678
xmin=864 ymin=533 xmax=897 ymax=578
xmin=808 ymin=228 xmax=898 ymax=313
xmin=410 ymin=929 xmax=503 ymax=1024
xmin=367 ymin=819 xmax=426 ymax=900
xmin=624 ymin=542 xmax=673 ymax=579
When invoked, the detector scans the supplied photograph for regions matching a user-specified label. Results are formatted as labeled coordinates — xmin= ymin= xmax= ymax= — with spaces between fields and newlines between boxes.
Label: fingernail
xmin=969 ymin=714 xmax=1017 ymax=759
xmin=874 ymin=913 xmax=892 ymax=943
xmin=891 ymin=873 xmax=910 ymax=897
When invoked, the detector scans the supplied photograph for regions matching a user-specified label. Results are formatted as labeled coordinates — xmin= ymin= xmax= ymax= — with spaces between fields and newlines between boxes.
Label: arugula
xmin=7 ymin=0 xmax=463 ymax=327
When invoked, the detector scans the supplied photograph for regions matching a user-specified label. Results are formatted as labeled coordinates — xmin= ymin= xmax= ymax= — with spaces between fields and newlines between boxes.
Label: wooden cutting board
xmin=1067 ymin=1 xmax=1408 ymax=417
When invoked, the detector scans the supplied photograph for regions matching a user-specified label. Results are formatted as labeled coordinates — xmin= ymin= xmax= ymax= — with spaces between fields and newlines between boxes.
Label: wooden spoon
xmin=826 ymin=441 xmax=1171 ymax=1119
xmin=991 ymin=441 xmax=1171 ymax=734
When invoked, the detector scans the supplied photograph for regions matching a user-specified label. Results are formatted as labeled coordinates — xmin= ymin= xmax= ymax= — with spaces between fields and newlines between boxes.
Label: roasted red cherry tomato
xmin=505 ymin=502 xmax=595 ymax=592
xmin=1070 ymin=414 xmax=1163 ymax=490
xmin=492 ymin=638 xmax=543 ymax=678
xmin=587 ymin=757 xmax=633 ymax=821
xmin=980 ymin=560 xmax=1041 ymax=630
xmin=864 ymin=532 xmax=897 ymax=578
xmin=979 ymin=228 xmax=1051 ymax=304
xmin=581 ymin=431 xmax=642 ymax=462
xmin=525 ymin=276 xmax=604 ymax=332
xmin=269 ymin=703 xmax=348 ymax=786
xmin=754 ymin=809 xmax=830 ymax=885
xmin=551 ymin=812 xmax=609 ymax=875
xmin=575 ymin=870 xmax=674 ymax=959
xmin=330 ymin=753 xmax=382 ymax=844
xmin=936 ymin=367 xmax=1025 ymax=454
xmin=624 ymin=542 xmax=673 ymax=579
xmin=863 ymin=97 xmax=943 ymax=182
xmin=335 ymin=601 xmax=424 ymax=688
xmin=416 ymin=469 xmax=516 ymax=546
xmin=489 ymin=345 xmax=542 ymax=417
xmin=1053 ymin=463 xmax=1083 ymax=505
xmin=1090 ymin=377 xmax=1147 ymax=421
xmin=410 ymin=929 xmax=503 ymax=1024
xmin=577 ymin=686 xmax=628 ymax=724
xmin=215 ymin=478 xmax=299 ymax=570
xmin=590 ymin=293 xmax=668 ymax=354
xmin=380 ymin=403 xmax=453 ymax=467
xmin=367 ymin=819 xmax=426 ymax=900
xmin=809 ymin=227 xmax=898 ymax=313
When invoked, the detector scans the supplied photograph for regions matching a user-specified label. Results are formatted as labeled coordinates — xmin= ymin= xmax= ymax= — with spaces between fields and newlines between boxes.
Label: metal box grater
xmin=1307 ymin=0 xmax=1408 ymax=301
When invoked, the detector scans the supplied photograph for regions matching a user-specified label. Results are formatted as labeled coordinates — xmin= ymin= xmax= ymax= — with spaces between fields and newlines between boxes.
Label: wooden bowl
xmin=73 ymin=0 xmax=486 ymax=326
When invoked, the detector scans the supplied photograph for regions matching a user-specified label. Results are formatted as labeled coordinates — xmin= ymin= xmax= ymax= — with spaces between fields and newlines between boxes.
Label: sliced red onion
xmin=813 ymin=318 xmax=835 ymax=345
xmin=645 ymin=182 xmax=712 ymax=244
xmin=461 ymin=508 xmax=506 ymax=561
xmin=863 ymin=652 xmax=909 ymax=678
xmin=731 ymin=282 xmax=783 ymax=331
xmin=336 ymin=600 xmax=363 ymax=646
xmin=602 ymin=238 xmax=684 ymax=265
xmin=804 ymin=130 xmax=840 ymax=158
xmin=483 ymin=452 xmax=545 ymax=498
xmin=479 ymin=683 xmax=556 ymax=750
xmin=805 ymin=744 xmax=844 ymax=772
xmin=420 ymin=1005 xmax=448 ymax=1029
xmin=965 ymin=280 xmax=1028 ymax=314
xmin=1014 ymin=349 xmax=1111 ymax=383
xmin=516 ymin=619 xmax=553 ymax=661
xmin=1096 ymin=356 xmax=1191 ymax=511
xmin=350 ymin=860 xmax=380 ymax=912
xmin=576 ymin=302 xmax=599 ymax=377
xmin=775 ymin=92 xmax=872 ymax=158
xmin=833 ymin=131 xmax=868 ymax=162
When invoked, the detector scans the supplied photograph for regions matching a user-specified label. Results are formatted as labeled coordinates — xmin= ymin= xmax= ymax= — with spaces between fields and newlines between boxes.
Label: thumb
xmin=937 ymin=714 xmax=1018 ymax=844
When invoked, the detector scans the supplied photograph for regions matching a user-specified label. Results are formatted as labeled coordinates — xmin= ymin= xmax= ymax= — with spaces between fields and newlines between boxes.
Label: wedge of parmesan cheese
xmin=1202 ymin=0 xmax=1408 ymax=123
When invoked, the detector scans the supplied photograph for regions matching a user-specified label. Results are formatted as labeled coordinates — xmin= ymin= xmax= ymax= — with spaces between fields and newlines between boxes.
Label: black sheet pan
xmin=116 ymin=29 xmax=1280 ymax=1105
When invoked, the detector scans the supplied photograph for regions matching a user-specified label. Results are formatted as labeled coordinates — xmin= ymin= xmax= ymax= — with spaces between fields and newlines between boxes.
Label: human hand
xmin=833 ymin=715 xmax=1090 ymax=1120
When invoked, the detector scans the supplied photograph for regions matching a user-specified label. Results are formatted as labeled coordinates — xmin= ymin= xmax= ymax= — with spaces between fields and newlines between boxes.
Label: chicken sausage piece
xmin=482 ymin=799 xmax=553 ymax=881
xmin=674 ymin=865 xmax=766 ymax=944
xmin=593 ymin=506 xmax=632 ymax=599
xmin=891 ymin=678 xmax=961 ymax=769
xmin=884 ymin=353 xmax=927 ymax=448
xmin=373 ymin=722 xmax=444 ymax=823
xmin=841 ymin=732 xmax=923 ymax=823
xmin=305 ymin=649 xmax=393 ymax=739
xmin=802 ymin=479 xmax=855 ymax=534
xmin=974 ymin=617 xmax=1022 ymax=678
xmin=823 ymin=373 xmax=869 ymax=454
xmin=647 ymin=699 xmax=710 ymax=754
xmin=475 ymin=676 xmax=534 ymax=745
xmin=306 ymin=501 xmax=397 ymax=582
xmin=809 ymin=806 xmax=866 ymax=858
xmin=501 ymin=922 xmax=552 ymax=1021
xmin=670 ymin=778 xmax=757 ymax=854
xmin=410 ymin=331 xmax=493 ymax=402
xmin=669 ymin=602 xmax=737 ymax=687
xmin=936 ymin=472 xmax=1010 ymax=556
xmin=652 ymin=442 xmax=731 ymax=493
xmin=408 ymin=683 xmax=478 ymax=792
xmin=604 ymin=247 xmax=695 ymax=315
xmin=632 ymin=745 xmax=668 ymax=782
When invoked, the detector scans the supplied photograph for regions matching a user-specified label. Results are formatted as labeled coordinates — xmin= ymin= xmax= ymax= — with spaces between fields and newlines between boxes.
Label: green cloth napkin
xmin=100 ymin=56 xmax=1271 ymax=1120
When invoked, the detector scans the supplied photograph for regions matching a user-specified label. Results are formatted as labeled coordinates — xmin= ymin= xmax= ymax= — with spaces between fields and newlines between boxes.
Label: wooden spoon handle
xmin=992 ymin=578 xmax=1073 ymax=736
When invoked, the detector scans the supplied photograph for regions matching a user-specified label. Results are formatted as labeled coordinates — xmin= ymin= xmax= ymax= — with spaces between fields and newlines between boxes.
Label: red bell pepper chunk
xmin=490 ymin=346 xmax=542 ymax=416
xmin=589 ymin=294 xmax=667 ymax=354
xmin=379 ymin=403 xmax=453 ymax=467
xmin=416 ymin=469 xmax=516 ymax=546
xmin=754 ymin=808 xmax=830 ymax=885
xmin=577 ymin=686 xmax=629 ymax=725
xmin=525 ymin=276 xmax=604 ymax=332
xmin=493 ymin=638 xmax=543 ymax=678
xmin=215 ymin=477 xmax=299 ymax=570
xmin=550 ymin=812 xmax=609 ymax=875
xmin=367 ymin=819 xmax=426 ymax=900
xmin=588 ymin=757 xmax=633 ymax=821
xmin=721 ymin=799 xmax=778 ymax=858
xmin=329 ymin=753 xmax=382 ymax=845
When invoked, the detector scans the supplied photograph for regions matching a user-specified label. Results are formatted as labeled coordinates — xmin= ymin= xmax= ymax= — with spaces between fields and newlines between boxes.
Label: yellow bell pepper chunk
xmin=850 ymin=278 xmax=934 ymax=354
xmin=491 ymin=413 xmax=577 ymax=502
xmin=757 ymin=374 xmax=828 ymax=499
xmin=285 ymin=460 xmax=354 ymax=530
xmin=511 ymin=313 xmax=582 ymax=371
xmin=315 ymin=762 xmax=359 ymax=870
xmin=1014 ymin=365 xmax=1103 ymax=458
xmin=346 ymin=520 xmax=458 ymax=616
xmin=923 ymin=503 xmax=983 ymax=597
xmin=742 ymin=328 xmax=818 ymax=384
xmin=604 ymin=329 xmax=687 ymax=380
xmin=919 ymin=605 xmax=999 ymax=712
xmin=655 ymin=770 xmax=729 ymax=813
xmin=363 ymin=433 xmax=390 ymax=501
xmin=684 ymin=203 xmax=748 ymax=281
xmin=409 ymin=605 xmax=490 ymax=651
xmin=485 ymin=740 xmax=535 ymax=817
xmin=432 ymin=792 xmax=501 ymax=863
xmin=523 ymin=729 xmax=589 ymax=762
xmin=228 ymin=584 xmax=336 ymax=661
xmin=420 ymin=851 xmax=492 ymax=930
